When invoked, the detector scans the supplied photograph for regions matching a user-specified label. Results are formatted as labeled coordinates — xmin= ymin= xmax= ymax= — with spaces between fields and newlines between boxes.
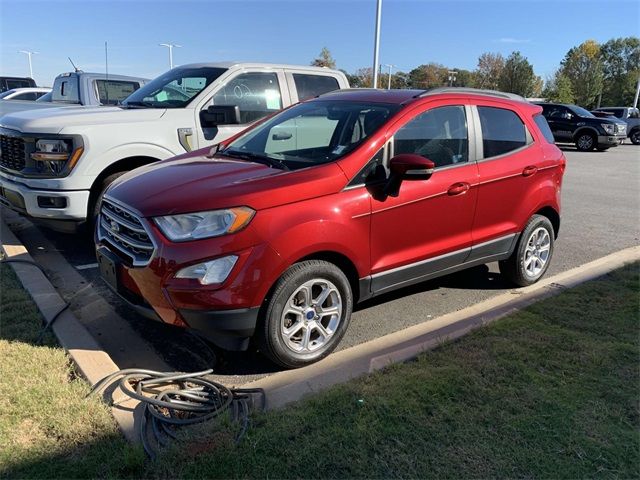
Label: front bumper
xmin=0 ymin=173 xmax=89 ymax=229
xmin=597 ymin=135 xmax=623 ymax=147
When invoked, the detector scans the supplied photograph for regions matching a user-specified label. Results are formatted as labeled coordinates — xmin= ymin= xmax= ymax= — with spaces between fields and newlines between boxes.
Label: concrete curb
xmin=1 ymin=218 xmax=139 ymax=442
xmin=245 ymin=245 xmax=640 ymax=409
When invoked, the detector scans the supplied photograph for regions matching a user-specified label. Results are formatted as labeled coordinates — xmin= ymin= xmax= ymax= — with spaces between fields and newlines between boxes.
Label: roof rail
xmin=416 ymin=87 xmax=527 ymax=102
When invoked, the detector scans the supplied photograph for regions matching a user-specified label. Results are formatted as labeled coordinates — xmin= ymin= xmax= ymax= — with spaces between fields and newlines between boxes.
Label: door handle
xmin=522 ymin=165 xmax=538 ymax=177
xmin=447 ymin=182 xmax=470 ymax=196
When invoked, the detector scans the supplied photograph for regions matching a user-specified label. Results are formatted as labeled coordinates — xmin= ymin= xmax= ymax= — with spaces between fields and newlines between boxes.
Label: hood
xmin=0 ymin=106 xmax=166 ymax=134
xmin=106 ymin=153 xmax=348 ymax=218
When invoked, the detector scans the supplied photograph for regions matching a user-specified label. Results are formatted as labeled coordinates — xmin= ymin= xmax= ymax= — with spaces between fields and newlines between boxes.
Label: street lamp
xmin=384 ymin=64 xmax=395 ymax=89
xmin=448 ymin=70 xmax=457 ymax=87
xmin=371 ymin=0 xmax=382 ymax=88
xmin=18 ymin=50 xmax=38 ymax=78
xmin=159 ymin=43 xmax=182 ymax=69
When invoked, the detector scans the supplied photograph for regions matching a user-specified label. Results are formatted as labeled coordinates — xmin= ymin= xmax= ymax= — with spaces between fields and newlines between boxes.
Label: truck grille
xmin=99 ymin=198 xmax=155 ymax=266
xmin=0 ymin=134 xmax=26 ymax=171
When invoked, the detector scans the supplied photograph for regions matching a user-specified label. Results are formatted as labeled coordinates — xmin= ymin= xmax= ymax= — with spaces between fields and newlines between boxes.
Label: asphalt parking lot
xmin=4 ymin=143 xmax=639 ymax=378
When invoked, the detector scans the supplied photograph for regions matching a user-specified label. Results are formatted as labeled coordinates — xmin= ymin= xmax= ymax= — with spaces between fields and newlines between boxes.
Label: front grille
xmin=99 ymin=198 xmax=155 ymax=266
xmin=0 ymin=134 xmax=26 ymax=171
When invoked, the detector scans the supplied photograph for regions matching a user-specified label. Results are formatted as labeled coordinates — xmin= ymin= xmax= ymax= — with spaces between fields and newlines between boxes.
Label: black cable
xmin=89 ymin=368 xmax=264 ymax=459
xmin=0 ymin=258 xmax=70 ymax=342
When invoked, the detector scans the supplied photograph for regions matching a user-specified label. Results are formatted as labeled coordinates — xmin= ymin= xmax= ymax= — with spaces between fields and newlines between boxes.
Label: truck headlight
xmin=154 ymin=207 xmax=255 ymax=241
xmin=31 ymin=139 xmax=83 ymax=176
xmin=175 ymin=255 xmax=238 ymax=285
xmin=601 ymin=123 xmax=615 ymax=135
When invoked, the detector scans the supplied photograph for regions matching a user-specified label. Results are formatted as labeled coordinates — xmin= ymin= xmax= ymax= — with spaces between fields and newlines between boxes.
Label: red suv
xmin=96 ymin=88 xmax=565 ymax=368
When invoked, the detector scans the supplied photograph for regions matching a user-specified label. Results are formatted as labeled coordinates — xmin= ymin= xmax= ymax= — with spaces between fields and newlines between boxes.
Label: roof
xmin=315 ymin=87 xmax=531 ymax=106
xmin=173 ymin=62 xmax=343 ymax=74
xmin=4 ymin=87 xmax=50 ymax=93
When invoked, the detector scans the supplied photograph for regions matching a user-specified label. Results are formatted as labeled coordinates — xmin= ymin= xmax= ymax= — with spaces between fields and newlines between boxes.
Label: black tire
xmin=575 ymin=132 xmax=596 ymax=151
xmin=499 ymin=215 xmax=555 ymax=287
xmin=88 ymin=172 xmax=126 ymax=228
xmin=630 ymin=129 xmax=640 ymax=145
xmin=258 ymin=260 xmax=353 ymax=368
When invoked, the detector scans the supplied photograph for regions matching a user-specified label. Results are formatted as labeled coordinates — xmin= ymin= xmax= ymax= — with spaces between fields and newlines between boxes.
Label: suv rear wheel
xmin=499 ymin=215 xmax=554 ymax=287
xmin=259 ymin=260 xmax=353 ymax=368
xmin=575 ymin=132 xmax=596 ymax=151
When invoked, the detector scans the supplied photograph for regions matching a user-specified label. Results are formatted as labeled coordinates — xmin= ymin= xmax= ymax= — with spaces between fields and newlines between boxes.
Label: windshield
xmin=222 ymin=100 xmax=400 ymax=170
xmin=568 ymin=105 xmax=595 ymax=118
xmin=0 ymin=90 xmax=16 ymax=99
xmin=122 ymin=67 xmax=226 ymax=108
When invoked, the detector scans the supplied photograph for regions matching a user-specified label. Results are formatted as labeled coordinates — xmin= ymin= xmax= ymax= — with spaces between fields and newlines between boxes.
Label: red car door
xmin=468 ymin=101 xmax=546 ymax=260
xmin=369 ymin=101 xmax=479 ymax=294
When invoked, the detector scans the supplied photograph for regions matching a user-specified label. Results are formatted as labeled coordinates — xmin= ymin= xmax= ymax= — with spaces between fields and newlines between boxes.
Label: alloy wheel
xmin=524 ymin=227 xmax=551 ymax=278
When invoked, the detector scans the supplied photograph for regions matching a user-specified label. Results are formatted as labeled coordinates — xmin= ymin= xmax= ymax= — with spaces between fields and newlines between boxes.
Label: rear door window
xmin=478 ymin=106 xmax=528 ymax=158
xmin=534 ymin=114 xmax=554 ymax=143
xmin=293 ymin=74 xmax=340 ymax=101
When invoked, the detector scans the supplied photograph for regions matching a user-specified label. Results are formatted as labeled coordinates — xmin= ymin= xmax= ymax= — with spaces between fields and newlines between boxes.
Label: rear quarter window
xmin=534 ymin=114 xmax=555 ymax=144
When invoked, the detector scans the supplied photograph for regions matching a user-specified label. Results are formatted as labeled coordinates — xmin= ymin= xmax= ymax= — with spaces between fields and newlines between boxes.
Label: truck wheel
xmin=575 ymin=132 xmax=596 ymax=151
xmin=630 ymin=129 xmax=640 ymax=145
xmin=499 ymin=215 xmax=554 ymax=287
xmin=259 ymin=260 xmax=353 ymax=368
xmin=89 ymin=172 xmax=126 ymax=229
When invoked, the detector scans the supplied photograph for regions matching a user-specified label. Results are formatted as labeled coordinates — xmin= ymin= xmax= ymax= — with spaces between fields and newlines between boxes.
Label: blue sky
xmin=1 ymin=0 xmax=638 ymax=86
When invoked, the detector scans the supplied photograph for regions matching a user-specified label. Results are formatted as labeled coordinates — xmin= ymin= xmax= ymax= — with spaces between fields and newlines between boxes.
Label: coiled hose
xmin=89 ymin=368 xmax=264 ymax=459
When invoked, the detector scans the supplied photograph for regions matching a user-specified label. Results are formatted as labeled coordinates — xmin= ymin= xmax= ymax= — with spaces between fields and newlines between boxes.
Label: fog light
xmin=175 ymin=255 xmax=238 ymax=285
xmin=37 ymin=196 xmax=67 ymax=208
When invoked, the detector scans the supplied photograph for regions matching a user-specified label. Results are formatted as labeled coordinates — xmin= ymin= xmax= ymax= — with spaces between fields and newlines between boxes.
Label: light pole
xmin=18 ymin=50 xmax=38 ymax=78
xmin=448 ymin=70 xmax=457 ymax=87
xmin=159 ymin=43 xmax=182 ymax=69
xmin=371 ymin=0 xmax=382 ymax=88
xmin=384 ymin=64 xmax=395 ymax=89
xmin=633 ymin=75 xmax=640 ymax=109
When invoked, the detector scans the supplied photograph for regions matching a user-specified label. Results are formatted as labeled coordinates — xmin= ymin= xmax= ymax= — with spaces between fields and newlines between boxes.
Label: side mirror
xmin=200 ymin=105 xmax=241 ymax=128
xmin=384 ymin=154 xmax=435 ymax=197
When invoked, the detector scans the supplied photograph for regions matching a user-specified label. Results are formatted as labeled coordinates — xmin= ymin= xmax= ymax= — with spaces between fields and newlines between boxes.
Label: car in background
xmin=0 ymin=62 xmax=348 ymax=233
xmin=536 ymin=102 xmax=626 ymax=151
xmin=590 ymin=110 xmax=627 ymax=144
xmin=0 ymin=87 xmax=51 ymax=101
xmin=96 ymin=87 xmax=565 ymax=368
xmin=0 ymin=76 xmax=36 ymax=93
xmin=0 ymin=71 xmax=149 ymax=116
xmin=593 ymin=107 xmax=640 ymax=145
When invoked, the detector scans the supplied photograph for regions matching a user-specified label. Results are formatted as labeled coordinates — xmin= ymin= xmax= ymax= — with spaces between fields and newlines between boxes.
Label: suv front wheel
xmin=500 ymin=215 xmax=555 ymax=287
xmin=575 ymin=132 xmax=596 ymax=151
xmin=259 ymin=260 xmax=353 ymax=368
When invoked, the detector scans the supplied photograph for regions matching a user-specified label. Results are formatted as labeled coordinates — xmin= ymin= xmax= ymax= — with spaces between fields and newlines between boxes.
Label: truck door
xmin=194 ymin=69 xmax=290 ymax=149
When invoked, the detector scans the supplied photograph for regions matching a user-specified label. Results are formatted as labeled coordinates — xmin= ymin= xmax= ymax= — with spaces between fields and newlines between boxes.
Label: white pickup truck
xmin=0 ymin=71 xmax=149 ymax=117
xmin=0 ymin=62 xmax=349 ymax=232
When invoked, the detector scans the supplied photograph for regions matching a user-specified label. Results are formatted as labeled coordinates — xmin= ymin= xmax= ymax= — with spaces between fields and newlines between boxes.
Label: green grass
xmin=1 ymin=262 xmax=638 ymax=478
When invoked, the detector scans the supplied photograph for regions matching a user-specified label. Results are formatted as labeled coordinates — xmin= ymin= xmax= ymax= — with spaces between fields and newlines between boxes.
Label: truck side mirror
xmin=200 ymin=105 xmax=241 ymax=128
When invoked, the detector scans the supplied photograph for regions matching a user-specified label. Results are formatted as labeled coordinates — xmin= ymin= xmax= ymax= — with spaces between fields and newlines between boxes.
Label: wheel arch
xmin=573 ymin=126 xmax=599 ymax=141
xmin=534 ymin=205 xmax=560 ymax=239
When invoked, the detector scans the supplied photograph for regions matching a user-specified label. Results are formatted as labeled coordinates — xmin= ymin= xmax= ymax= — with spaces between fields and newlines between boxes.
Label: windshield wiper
xmin=220 ymin=149 xmax=290 ymax=171
xmin=122 ymin=100 xmax=155 ymax=109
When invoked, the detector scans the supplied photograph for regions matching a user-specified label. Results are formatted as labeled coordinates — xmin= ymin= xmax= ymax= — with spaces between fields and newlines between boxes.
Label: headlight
xmin=154 ymin=207 xmax=255 ymax=241
xmin=601 ymin=123 xmax=615 ymax=135
xmin=175 ymin=255 xmax=238 ymax=285
xmin=31 ymin=138 xmax=83 ymax=176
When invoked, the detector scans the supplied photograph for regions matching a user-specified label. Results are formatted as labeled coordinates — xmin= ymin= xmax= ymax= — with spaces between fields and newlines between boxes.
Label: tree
xmin=473 ymin=52 xmax=505 ymax=90
xmin=408 ymin=63 xmax=448 ymax=89
xmin=311 ymin=47 xmax=336 ymax=69
xmin=600 ymin=37 xmax=640 ymax=106
xmin=560 ymin=40 xmax=603 ymax=108
xmin=542 ymin=71 xmax=575 ymax=103
xmin=498 ymin=51 xmax=536 ymax=97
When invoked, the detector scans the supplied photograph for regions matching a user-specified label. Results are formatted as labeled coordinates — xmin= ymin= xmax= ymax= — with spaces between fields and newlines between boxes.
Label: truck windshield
xmin=221 ymin=100 xmax=399 ymax=170
xmin=122 ymin=67 xmax=226 ymax=108
xmin=569 ymin=105 xmax=595 ymax=118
